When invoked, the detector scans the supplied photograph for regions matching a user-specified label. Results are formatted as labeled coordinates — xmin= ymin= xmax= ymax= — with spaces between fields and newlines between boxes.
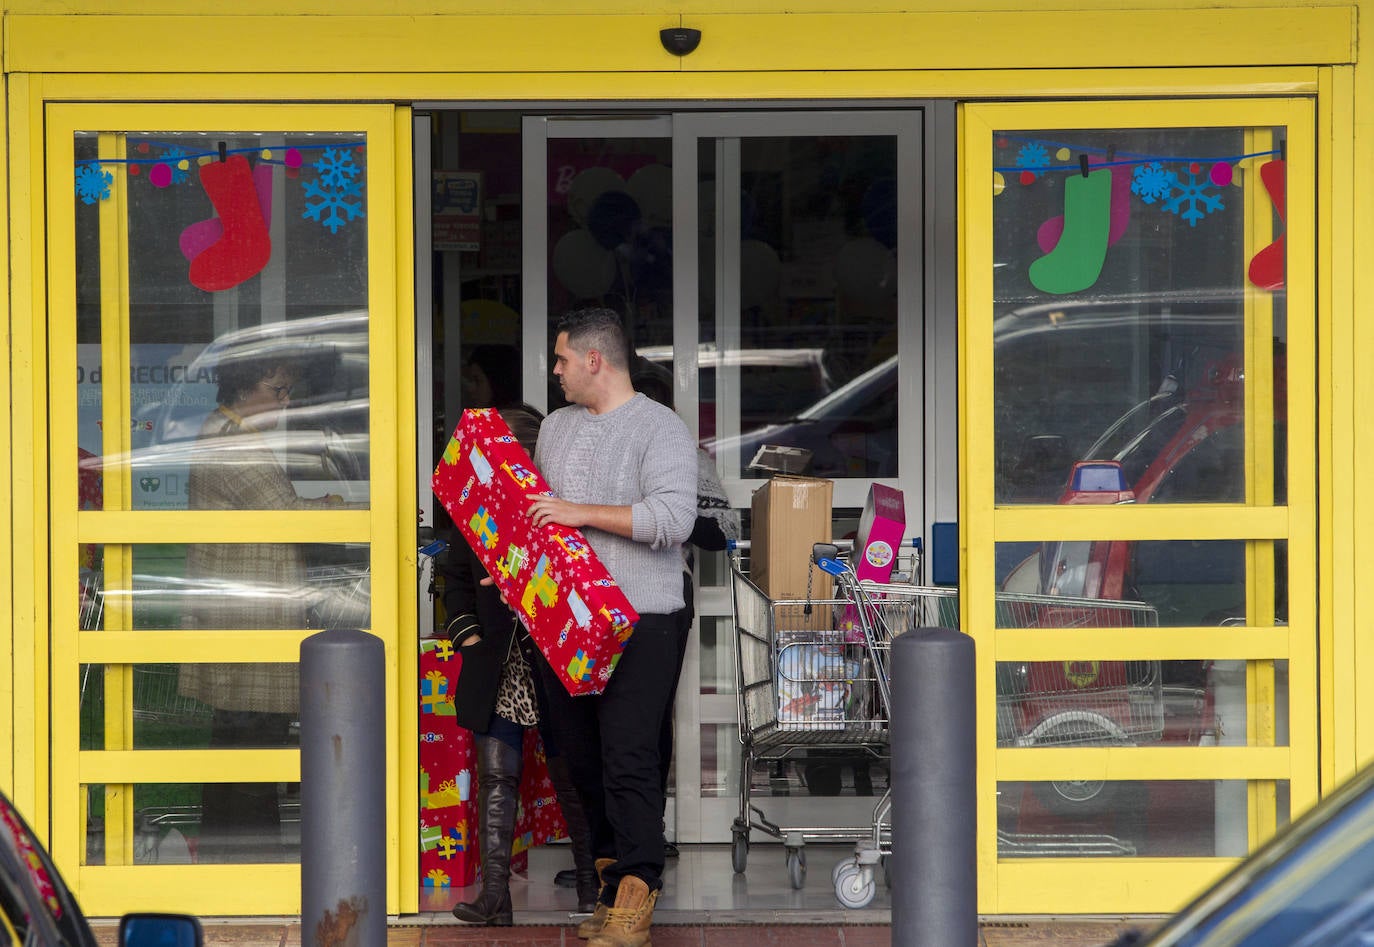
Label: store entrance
xmin=416 ymin=108 xmax=928 ymax=846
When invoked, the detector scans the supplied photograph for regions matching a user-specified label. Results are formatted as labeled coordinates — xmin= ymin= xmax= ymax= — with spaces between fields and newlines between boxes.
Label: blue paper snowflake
xmin=313 ymin=147 xmax=362 ymax=190
xmin=302 ymin=147 xmax=366 ymax=234
xmin=1131 ymin=162 xmax=1177 ymax=205
xmin=1161 ymin=171 xmax=1224 ymax=227
xmin=75 ymin=164 xmax=112 ymax=205
xmin=161 ymin=147 xmax=190 ymax=185
xmin=1015 ymin=143 xmax=1050 ymax=178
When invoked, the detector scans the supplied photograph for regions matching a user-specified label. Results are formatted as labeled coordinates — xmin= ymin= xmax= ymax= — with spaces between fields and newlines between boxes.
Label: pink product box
xmin=854 ymin=483 xmax=906 ymax=584
xmin=838 ymin=484 xmax=907 ymax=643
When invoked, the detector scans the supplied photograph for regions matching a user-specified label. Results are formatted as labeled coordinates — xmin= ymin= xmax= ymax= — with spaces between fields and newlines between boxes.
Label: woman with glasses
xmin=178 ymin=352 xmax=350 ymax=862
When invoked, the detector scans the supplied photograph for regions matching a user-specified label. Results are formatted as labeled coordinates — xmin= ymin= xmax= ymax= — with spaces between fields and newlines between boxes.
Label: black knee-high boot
xmin=452 ymin=735 xmax=522 ymax=925
xmin=546 ymin=753 xmax=599 ymax=913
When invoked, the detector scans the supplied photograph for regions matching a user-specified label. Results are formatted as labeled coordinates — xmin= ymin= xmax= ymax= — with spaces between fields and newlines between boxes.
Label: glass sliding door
xmin=964 ymin=98 xmax=1314 ymax=913
xmin=522 ymin=111 xmax=925 ymax=848
xmin=45 ymin=103 xmax=403 ymax=915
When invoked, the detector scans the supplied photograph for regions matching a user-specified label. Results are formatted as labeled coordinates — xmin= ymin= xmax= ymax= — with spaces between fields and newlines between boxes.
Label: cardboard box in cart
xmin=750 ymin=474 xmax=834 ymax=632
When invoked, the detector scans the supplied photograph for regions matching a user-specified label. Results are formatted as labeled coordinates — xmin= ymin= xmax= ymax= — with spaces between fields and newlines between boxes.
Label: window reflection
xmin=75 ymin=131 xmax=371 ymax=513
xmin=991 ymin=126 xmax=1287 ymax=506
xmin=79 ymin=543 xmax=370 ymax=631
xmin=997 ymin=780 xmax=1288 ymax=858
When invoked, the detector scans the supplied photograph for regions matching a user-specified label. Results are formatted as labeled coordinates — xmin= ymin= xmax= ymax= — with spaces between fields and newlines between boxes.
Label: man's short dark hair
xmin=557 ymin=308 xmax=630 ymax=371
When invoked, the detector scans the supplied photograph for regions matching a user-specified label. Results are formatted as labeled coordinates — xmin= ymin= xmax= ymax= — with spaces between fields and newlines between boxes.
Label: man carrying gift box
xmin=524 ymin=308 xmax=696 ymax=947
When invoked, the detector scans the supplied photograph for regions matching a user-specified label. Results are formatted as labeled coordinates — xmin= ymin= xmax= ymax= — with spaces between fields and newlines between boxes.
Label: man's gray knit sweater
xmin=535 ymin=392 xmax=698 ymax=615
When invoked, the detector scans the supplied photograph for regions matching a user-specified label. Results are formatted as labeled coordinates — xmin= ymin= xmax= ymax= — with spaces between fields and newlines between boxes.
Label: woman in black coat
xmin=441 ymin=404 xmax=599 ymax=925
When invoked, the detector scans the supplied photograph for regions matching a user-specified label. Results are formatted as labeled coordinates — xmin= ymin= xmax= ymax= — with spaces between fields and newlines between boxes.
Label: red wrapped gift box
xmin=432 ymin=409 xmax=639 ymax=696
xmin=418 ymin=636 xmax=566 ymax=895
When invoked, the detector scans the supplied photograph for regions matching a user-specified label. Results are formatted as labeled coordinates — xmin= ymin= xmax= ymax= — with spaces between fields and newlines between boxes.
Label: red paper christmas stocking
xmin=189 ymin=154 xmax=272 ymax=292
xmin=1247 ymin=159 xmax=1286 ymax=291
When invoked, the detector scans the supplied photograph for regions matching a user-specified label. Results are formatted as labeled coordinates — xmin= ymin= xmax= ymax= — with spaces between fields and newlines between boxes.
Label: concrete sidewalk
xmin=91 ymin=916 xmax=1150 ymax=945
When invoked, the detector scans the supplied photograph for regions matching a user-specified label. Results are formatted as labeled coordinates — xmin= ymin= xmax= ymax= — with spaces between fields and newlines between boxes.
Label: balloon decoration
xmin=552 ymin=229 xmax=616 ymax=298
xmin=551 ymin=162 xmax=786 ymax=311
xmin=587 ymin=190 xmax=642 ymax=250
xmin=627 ymin=164 xmax=673 ymax=229
xmin=566 ymin=167 xmax=627 ymax=226
xmin=740 ymin=239 xmax=782 ymax=309
xmin=833 ymin=236 xmax=897 ymax=304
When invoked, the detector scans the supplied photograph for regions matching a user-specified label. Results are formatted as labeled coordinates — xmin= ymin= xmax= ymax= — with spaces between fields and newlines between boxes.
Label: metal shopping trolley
xmin=729 ymin=538 xmax=957 ymax=906
xmin=993 ymin=591 xmax=1161 ymax=824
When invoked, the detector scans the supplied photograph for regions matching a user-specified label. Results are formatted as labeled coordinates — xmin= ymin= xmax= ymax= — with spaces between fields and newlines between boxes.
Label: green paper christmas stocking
xmin=1029 ymin=169 xmax=1112 ymax=296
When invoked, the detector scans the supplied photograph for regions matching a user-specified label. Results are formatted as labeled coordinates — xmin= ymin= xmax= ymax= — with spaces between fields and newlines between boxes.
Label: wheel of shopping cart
xmin=786 ymin=846 xmax=806 ymax=889
xmin=731 ymin=820 xmax=749 ymax=874
xmin=834 ymin=861 xmax=876 ymax=909
xmin=1029 ymin=718 xmax=1134 ymax=817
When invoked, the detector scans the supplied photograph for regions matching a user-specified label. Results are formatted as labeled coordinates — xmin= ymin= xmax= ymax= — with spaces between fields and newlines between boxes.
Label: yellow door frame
xmin=962 ymin=97 xmax=1317 ymax=914
xmin=30 ymin=101 xmax=416 ymax=917
xmin=0 ymin=11 xmax=1357 ymax=916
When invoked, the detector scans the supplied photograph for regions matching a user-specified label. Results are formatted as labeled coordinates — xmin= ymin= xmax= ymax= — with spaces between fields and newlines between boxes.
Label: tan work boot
xmin=587 ymin=875 xmax=658 ymax=947
xmin=576 ymin=857 xmax=617 ymax=938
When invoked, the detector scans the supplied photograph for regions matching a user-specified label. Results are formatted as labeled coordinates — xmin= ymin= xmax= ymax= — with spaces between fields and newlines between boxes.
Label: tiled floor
xmin=90 ymin=844 xmax=1153 ymax=945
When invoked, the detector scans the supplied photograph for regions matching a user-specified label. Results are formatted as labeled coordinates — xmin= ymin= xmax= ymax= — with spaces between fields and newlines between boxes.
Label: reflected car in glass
xmin=0 ymin=787 xmax=202 ymax=945
xmin=998 ymin=346 xmax=1285 ymax=821
xmin=1108 ymin=762 xmax=1374 ymax=946
xmin=86 ymin=310 xmax=370 ymax=513
xmin=634 ymin=342 xmax=835 ymax=441
xmin=704 ymin=354 xmax=897 ymax=479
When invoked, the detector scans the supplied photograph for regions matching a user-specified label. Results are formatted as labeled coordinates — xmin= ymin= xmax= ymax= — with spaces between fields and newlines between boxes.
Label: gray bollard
xmin=890 ymin=627 xmax=977 ymax=947
xmin=300 ymin=628 xmax=387 ymax=947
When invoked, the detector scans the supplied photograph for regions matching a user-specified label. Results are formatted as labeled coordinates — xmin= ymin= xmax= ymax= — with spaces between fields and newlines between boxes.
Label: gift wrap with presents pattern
xmin=432 ymin=408 xmax=640 ymax=696
xmin=418 ymin=636 xmax=567 ymax=892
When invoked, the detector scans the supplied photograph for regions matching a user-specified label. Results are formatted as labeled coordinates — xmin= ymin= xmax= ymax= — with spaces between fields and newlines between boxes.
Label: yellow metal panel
xmin=0 ymin=64 xmax=11 ymax=801
xmin=0 ymin=0 xmax=1345 ymax=13
xmin=998 ymin=746 xmax=1290 ymax=782
xmin=995 ymin=627 xmax=1290 ymax=662
xmin=1319 ymin=67 xmax=1358 ymax=792
xmin=78 ymin=631 xmax=316 ymax=664
xmin=3 ymin=8 xmax=1354 ymax=74
xmin=76 ymin=510 xmax=371 ymax=544
xmin=1354 ymin=4 xmax=1374 ymax=776
xmin=993 ymin=505 xmax=1288 ymax=543
xmin=76 ymin=865 xmax=300 ymax=917
xmin=95 ymin=131 xmax=135 ymax=867
xmin=392 ymin=104 xmax=419 ymax=917
xmin=6 ymin=14 xmax=681 ymax=74
xmin=80 ymin=750 xmax=300 ymax=784
xmin=1280 ymin=106 xmax=1321 ymax=818
xmin=961 ymin=101 xmax=1001 ymax=912
xmin=12 ymin=72 xmax=52 ymax=838
xmin=683 ymin=8 xmax=1355 ymax=72
xmin=20 ymin=67 xmax=1323 ymax=104
xmin=996 ymin=859 xmax=1237 ymax=915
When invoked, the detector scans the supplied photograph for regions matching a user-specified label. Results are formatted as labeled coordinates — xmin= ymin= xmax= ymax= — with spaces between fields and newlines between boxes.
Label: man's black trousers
xmin=534 ymin=611 xmax=681 ymax=894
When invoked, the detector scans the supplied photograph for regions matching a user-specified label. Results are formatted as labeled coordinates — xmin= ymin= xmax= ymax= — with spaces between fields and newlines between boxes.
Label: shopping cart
xmin=729 ymin=538 xmax=956 ymax=906
xmin=993 ymin=590 xmax=1161 ymax=821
